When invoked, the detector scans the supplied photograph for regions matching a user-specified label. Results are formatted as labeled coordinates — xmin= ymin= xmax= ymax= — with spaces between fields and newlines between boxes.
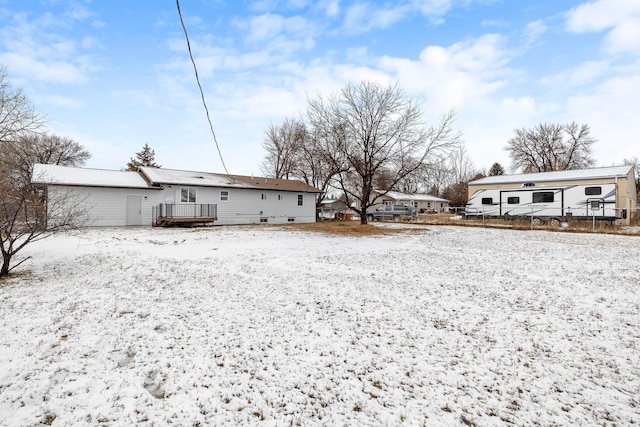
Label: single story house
xmin=32 ymin=164 xmax=321 ymax=226
xmin=372 ymin=190 xmax=450 ymax=213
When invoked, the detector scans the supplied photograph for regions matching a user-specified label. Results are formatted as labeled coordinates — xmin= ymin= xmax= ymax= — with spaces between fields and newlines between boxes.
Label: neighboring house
xmin=466 ymin=165 xmax=637 ymax=225
xmin=318 ymin=198 xmax=353 ymax=220
xmin=371 ymin=190 xmax=450 ymax=213
xmin=32 ymin=164 xmax=321 ymax=227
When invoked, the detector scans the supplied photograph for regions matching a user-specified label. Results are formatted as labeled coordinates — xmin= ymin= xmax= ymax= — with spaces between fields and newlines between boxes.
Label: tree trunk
xmin=1 ymin=255 xmax=10 ymax=278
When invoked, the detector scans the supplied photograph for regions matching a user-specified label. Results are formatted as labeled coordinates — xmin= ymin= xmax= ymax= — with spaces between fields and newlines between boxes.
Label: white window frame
xmin=261 ymin=193 xmax=267 ymax=201
xmin=180 ymin=187 xmax=196 ymax=203
xmin=297 ymin=194 xmax=303 ymax=206
xmin=220 ymin=190 xmax=229 ymax=202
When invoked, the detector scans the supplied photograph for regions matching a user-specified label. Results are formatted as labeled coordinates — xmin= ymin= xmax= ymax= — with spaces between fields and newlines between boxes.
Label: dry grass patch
xmin=283 ymin=220 xmax=417 ymax=236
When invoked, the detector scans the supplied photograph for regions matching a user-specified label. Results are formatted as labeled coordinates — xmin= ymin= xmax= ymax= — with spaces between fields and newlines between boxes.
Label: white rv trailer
xmin=465 ymin=166 xmax=636 ymax=225
xmin=465 ymin=183 xmax=617 ymax=224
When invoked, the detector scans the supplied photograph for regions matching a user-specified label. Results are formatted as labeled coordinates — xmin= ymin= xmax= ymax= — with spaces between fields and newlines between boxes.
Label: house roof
xmin=32 ymin=164 xmax=153 ymax=189
xmin=380 ymin=190 xmax=450 ymax=203
xmin=140 ymin=167 xmax=321 ymax=193
xmin=469 ymin=165 xmax=633 ymax=186
xmin=31 ymin=164 xmax=321 ymax=193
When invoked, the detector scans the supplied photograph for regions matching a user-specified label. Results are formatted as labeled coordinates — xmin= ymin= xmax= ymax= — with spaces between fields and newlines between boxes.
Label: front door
xmin=126 ymin=195 xmax=142 ymax=226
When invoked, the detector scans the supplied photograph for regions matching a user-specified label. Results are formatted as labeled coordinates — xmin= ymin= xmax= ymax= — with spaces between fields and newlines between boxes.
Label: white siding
xmin=47 ymin=185 xmax=316 ymax=227
xmin=159 ymin=186 xmax=316 ymax=225
xmin=214 ymin=188 xmax=315 ymax=224
xmin=48 ymin=185 xmax=162 ymax=227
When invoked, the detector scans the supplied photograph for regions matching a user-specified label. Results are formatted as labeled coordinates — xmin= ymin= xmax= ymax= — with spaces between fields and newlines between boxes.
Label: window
xmin=507 ymin=196 xmax=520 ymax=204
xmin=181 ymin=187 xmax=196 ymax=203
xmin=297 ymin=194 xmax=303 ymax=206
xmin=585 ymin=186 xmax=602 ymax=195
xmin=481 ymin=197 xmax=493 ymax=205
xmin=261 ymin=193 xmax=267 ymax=200
xmin=278 ymin=194 xmax=284 ymax=201
xmin=288 ymin=217 xmax=295 ymax=222
xmin=533 ymin=191 xmax=554 ymax=203
xmin=260 ymin=217 xmax=268 ymax=223
xmin=220 ymin=190 xmax=229 ymax=201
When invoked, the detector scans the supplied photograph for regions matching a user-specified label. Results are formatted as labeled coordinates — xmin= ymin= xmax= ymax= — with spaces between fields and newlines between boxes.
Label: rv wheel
xmin=549 ymin=218 xmax=561 ymax=227
xmin=532 ymin=218 xmax=542 ymax=226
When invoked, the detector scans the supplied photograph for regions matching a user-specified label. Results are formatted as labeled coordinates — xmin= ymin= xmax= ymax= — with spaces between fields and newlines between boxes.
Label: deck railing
xmin=152 ymin=203 xmax=217 ymax=225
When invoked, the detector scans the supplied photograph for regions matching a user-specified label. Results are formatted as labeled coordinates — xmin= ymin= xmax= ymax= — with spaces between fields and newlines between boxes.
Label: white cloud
xmin=379 ymin=34 xmax=510 ymax=109
xmin=565 ymin=0 xmax=640 ymax=54
xmin=319 ymin=0 xmax=340 ymax=17
xmin=539 ymin=60 xmax=610 ymax=88
xmin=523 ymin=20 xmax=548 ymax=45
xmin=342 ymin=0 xmax=458 ymax=33
xmin=0 ymin=8 xmax=100 ymax=85
xmin=235 ymin=13 xmax=316 ymax=56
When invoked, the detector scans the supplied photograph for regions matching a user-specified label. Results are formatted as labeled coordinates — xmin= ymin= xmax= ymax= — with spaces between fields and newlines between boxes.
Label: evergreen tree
xmin=126 ymin=143 xmax=161 ymax=171
xmin=489 ymin=162 xmax=505 ymax=176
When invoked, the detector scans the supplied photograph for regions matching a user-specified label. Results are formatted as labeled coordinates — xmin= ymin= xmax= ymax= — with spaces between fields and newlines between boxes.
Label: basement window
xmin=288 ymin=217 xmax=295 ymax=222
xmin=260 ymin=217 xmax=268 ymax=223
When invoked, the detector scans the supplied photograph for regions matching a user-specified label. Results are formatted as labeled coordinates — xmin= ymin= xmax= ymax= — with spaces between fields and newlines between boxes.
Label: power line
xmin=176 ymin=0 xmax=229 ymax=174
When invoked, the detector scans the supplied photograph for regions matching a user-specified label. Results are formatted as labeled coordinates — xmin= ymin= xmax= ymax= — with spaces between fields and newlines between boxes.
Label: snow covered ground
xmin=0 ymin=225 xmax=639 ymax=426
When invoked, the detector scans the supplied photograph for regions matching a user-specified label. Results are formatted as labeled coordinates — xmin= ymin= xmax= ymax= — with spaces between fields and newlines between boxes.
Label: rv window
xmin=507 ymin=196 xmax=520 ymax=204
xmin=481 ymin=197 xmax=493 ymax=205
xmin=585 ymin=186 xmax=602 ymax=195
xmin=532 ymin=191 xmax=554 ymax=203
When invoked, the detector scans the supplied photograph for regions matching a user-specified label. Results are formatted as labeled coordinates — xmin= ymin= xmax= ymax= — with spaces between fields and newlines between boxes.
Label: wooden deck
xmin=152 ymin=203 xmax=217 ymax=227
xmin=153 ymin=216 xmax=217 ymax=227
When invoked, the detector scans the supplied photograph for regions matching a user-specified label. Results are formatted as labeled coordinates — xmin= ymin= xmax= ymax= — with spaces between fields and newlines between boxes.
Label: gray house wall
xmin=47 ymin=185 xmax=163 ymax=227
xmin=160 ymin=185 xmax=315 ymax=225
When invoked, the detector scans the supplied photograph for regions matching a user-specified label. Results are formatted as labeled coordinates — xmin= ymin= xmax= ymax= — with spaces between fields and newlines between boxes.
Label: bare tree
xmin=1 ymin=179 xmax=90 ymax=277
xmin=260 ymin=118 xmax=306 ymax=179
xmin=506 ymin=122 xmax=596 ymax=173
xmin=0 ymin=67 xmax=46 ymax=144
xmin=291 ymin=128 xmax=345 ymax=206
xmin=1 ymin=133 xmax=90 ymax=189
xmin=308 ymin=81 xmax=460 ymax=224
xmin=0 ymin=70 xmax=91 ymax=277
xmin=440 ymin=146 xmax=480 ymax=207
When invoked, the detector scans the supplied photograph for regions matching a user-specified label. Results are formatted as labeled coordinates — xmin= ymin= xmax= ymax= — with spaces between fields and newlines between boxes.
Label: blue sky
xmin=1 ymin=0 xmax=638 ymax=176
